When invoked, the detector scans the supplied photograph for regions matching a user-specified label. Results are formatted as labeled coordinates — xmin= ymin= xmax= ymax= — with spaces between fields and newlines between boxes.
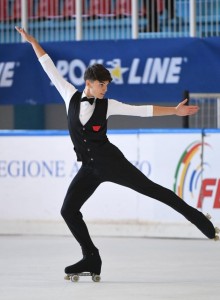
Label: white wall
xmin=0 ymin=129 xmax=219 ymax=237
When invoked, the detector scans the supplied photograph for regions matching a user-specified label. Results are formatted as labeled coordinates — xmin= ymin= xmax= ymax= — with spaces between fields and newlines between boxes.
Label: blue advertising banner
xmin=0 ymin=37 xmax=220 ymax=105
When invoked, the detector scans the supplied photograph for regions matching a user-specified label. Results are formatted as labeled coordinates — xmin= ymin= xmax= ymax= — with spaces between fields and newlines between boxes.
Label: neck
xmin=84 ymin=87 xmax=93 ymax=98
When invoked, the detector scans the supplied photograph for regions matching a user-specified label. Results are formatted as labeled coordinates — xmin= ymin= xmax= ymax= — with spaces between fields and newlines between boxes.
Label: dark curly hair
xmin=84 ymin=64 xmax=112 ymax=82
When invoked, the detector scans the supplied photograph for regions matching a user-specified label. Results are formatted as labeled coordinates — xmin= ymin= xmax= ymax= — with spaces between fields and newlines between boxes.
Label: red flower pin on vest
xmin=92 ymin=125 xmax=101 ymax=132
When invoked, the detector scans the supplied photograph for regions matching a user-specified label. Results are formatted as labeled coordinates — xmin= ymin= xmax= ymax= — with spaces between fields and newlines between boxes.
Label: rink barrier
xmin=0 ymin=128 xmax=220 ymax=237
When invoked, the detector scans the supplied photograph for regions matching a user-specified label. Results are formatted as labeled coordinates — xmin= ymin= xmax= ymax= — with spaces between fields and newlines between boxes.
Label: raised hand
xmin=15 ymin=26 xmax=46 ymax=58
xmin=15 ymin=26 xmax=36 ymax=44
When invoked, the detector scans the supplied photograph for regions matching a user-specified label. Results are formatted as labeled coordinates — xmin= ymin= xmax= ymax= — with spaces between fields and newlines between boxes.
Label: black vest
xmin=67 ymin=91 xmax=109 ymax=162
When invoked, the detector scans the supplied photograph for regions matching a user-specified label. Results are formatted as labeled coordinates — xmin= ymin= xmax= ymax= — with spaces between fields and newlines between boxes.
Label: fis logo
xmin=0 ymin=62 xmax=19 ymax=87
xmin=173 ymin=141 xmax=220 ymax=209
xmin=56 ymin=56 xmax=186 ymax=86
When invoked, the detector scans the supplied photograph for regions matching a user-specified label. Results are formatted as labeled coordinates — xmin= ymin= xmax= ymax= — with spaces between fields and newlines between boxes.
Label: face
xmin=86 ymin=80 xmax=109 ymax=99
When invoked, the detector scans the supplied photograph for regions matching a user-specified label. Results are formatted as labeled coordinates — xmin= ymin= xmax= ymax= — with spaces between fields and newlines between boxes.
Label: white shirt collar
xmin=81 ymin=91 xmax=96 ymax=100
xmin=81 ymin=91 xmax=87 ymax=99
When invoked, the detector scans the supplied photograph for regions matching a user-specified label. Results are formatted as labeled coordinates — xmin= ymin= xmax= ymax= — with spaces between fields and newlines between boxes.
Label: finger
xmin=188 ymin=105 xmax=199 ymax=110
xmin=181 ymin=98 xmax=188 ymax=105
xmin=15 ymin=26 xmax=25 ymax=34
xmin=188 ymin=108 xmax=199 ymax=115
xmin=15 ymin=26 xmax=23 ymax=33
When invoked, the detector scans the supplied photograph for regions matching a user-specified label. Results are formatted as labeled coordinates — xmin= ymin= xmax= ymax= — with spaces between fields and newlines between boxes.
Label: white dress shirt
xmin=39 ymin=54 xmax=153 ymax=126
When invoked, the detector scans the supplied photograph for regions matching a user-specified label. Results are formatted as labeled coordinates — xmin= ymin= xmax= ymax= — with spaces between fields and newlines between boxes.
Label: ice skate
xmin=205 ymin=214 xmax=219 ymax=241
xmin=64 ymin=251 xmax=102 ymax=282
xmin=213 ymin=227 xmax=220 ymax=241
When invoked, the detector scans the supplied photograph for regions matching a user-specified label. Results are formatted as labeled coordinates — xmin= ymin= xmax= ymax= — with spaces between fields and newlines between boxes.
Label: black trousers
xmin=61 ymin=144 xmax=215 ymax=255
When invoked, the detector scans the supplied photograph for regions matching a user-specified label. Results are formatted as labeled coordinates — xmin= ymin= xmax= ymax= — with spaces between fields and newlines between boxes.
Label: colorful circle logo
xmin=173 ymin=141 xmax=211 ymax=200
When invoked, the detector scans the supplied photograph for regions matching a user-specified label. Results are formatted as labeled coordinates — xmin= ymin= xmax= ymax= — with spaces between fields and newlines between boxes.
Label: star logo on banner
xmin=106 ymin=59 xmax=128 ymax=84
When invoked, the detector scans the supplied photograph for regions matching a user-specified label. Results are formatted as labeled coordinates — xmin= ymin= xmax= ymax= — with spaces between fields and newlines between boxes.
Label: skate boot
xmin=187 ymin=209 xmax=217 ymax=239
xmin=206 ymin=214 xmax=220 ymax=241
xmin=64 ymin=250 xmax=102 ymax=282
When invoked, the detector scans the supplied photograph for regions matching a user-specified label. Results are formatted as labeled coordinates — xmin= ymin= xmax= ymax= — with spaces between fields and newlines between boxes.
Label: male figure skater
xmin=16 ymin=27 xmax=219 ymax=279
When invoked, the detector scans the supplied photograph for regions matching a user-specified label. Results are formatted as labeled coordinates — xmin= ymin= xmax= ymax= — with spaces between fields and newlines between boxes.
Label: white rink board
xmin=0 ymin=129 xmax=220 ymax=227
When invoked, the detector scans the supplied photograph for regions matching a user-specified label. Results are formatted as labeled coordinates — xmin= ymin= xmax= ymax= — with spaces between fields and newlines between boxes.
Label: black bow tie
xmin=81 ymin=97 xmax=95 ymax=105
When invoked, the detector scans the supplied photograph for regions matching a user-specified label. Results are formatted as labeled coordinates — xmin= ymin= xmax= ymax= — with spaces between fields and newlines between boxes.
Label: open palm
xmin=175 ymin=99 xmax=199 ymax=116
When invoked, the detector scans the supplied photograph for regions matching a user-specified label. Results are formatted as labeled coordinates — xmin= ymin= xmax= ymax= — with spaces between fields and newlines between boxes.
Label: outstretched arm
xmin=15 ymin=26 xmax=76 ymax=110
xmin=107 ymin=98 xmax=198 ymax=119
xmin=153 ymin=99 xmax=199 ymax=117
xmin=15 ymin=26 xmax=46 ymax=58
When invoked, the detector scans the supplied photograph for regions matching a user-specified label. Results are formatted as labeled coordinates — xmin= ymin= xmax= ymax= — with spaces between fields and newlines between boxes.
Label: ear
xmin=85 ymin=79 xmax=93 ymax=87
